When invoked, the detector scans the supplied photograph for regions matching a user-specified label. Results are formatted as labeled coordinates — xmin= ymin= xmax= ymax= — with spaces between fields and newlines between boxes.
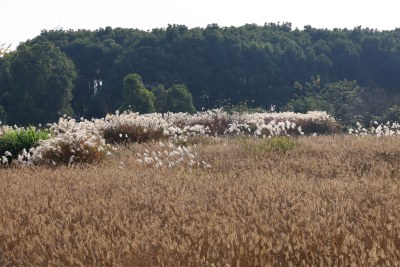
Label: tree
xmin=8 ymin=41 xmax=77 ymax=125
xmin=0 ymin=55 xmax=11 ymax=122
xmin=287 ymin=80 xmax=364 ymax=126
xmin=119 ymin=73 xmax=155 ymax=113
xmin=382 ymin=105 xmax=400 ymax=123
xmin=165 ymin=84 xmax=196 ymax=113
xmin=6 ymin=25 xmax=400 ymax=120
xmin=151 ymin=84 xmax=167 ymax=113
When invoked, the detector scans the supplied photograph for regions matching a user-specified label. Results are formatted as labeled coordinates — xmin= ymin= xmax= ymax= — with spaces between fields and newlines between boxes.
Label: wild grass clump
xmin=164 ymin=109 xmax=230 ymax=136
xmin=0 ymin=110 xmax=344 ymax=167
xmin=0 ymin=126 xmax=50 ymax=157
xmin=348 ymin=121 xmax=400 ymax=136
xmin=101 ymin=112 xmax=168 ymax=144
xmin=173 ymin=135 xmax=213 ymax=147
xmin=297 ymin=118 xmax=342 ymax=135
xmin=31 ymin=129 xmax=110 ymax=166
xmin=103 ymin=124 xmax=165 ymax=144
xmin=135 ymin=141 xmax=211 ymax=169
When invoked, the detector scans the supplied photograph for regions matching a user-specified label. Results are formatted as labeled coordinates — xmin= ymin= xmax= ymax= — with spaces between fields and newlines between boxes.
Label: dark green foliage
xmin=152 ymin=84 xmax=196 ymax=114
xmin=151 ymin=85 xmax=168 ymax=113
xmin=382 ymin=105 xmax=400 ymax=122
xmin=0 ymin=106 xmax=5 ymax=122
xmin=221 ymin=100 xmax=266 ymax=114
xmin=164 ymin=84 xmax=196 ymax=114
xmin=7 ymin=41 xmax=77 ymax=125
xmin=0 ymin=55 xmax=11 ymax=122
xmin=0 ymin=127 xmax=50 ymax=157
xmin=287 ymin=80 xmax=365 ymax=126
xmin=2 ymin=25 xmax=400 ymax=124
xmin=119 ymin=73 xmax=155 ymax=113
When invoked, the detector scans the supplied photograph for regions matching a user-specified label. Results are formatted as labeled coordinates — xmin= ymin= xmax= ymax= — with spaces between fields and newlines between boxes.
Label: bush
xmin=265 ymin=136 xmax=296 ymax=153
xmin=0 ymin=126 xmax=50 ymax=157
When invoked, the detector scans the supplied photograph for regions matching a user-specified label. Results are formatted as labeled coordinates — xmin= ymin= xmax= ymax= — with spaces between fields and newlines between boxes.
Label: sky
xmin=1 ymin=0 xmax=400 ymax=50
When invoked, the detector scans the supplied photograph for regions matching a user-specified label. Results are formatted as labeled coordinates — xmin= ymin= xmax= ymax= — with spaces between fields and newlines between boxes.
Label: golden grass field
xmin=0 ymin=135 xmax=400 ymax=266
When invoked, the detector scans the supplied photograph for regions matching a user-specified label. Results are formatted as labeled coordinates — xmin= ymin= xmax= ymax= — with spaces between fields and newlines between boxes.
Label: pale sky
xmin=1 ymin=0 xmax=400 ymax=50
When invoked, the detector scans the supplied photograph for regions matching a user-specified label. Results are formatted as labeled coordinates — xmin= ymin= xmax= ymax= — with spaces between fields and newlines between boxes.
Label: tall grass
xmin=0 ymin=136 xmax=399 ymax=265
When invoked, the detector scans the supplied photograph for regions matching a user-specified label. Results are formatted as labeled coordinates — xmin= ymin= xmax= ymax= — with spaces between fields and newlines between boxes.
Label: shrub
xmin=265 ymin=136 xmax=296 ymax=153
xmin=0 ymin=126 xmax=50 ymax=157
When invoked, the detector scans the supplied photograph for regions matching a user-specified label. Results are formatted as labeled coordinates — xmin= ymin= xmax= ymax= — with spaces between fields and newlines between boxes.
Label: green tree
xmin=9 ymin=24 xmax=400 ymax=117
xmin=165 ymin=84 xmax=196 ymax=113
xmin=0 ymin=54 xmax=11 ymax=122
xmin=151 ymin=84 xmax=168 ymax=113
xmin=287 ymin=80 xmax=364 ymax=126
xmin=119 ymin=73 xmax=155 ymax=113
xmin=382 ymin=105 xmax=400 ymax=122
xmin=8 ymin=41 xmax=77 ymax=125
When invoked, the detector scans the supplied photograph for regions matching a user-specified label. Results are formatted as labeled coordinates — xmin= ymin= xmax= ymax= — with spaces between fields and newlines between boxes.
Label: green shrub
xmin=0 ymin=126 xmax=50 ymax=157
xmin=266 ymin=136 xmax=296 ymax=153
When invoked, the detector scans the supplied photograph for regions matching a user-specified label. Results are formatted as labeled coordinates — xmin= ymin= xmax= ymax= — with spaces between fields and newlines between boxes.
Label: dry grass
xmin=0 ymin=136 xmax=400 ymax=266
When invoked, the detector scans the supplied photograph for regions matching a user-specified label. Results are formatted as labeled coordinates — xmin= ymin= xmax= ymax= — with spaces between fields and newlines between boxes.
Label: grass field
xmin=1 ymin=135 xmax=400 ymax=266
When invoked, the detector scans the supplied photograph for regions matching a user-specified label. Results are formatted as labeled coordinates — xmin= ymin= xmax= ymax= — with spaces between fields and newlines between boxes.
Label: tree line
xmin=1 ymin=23 xmax=400 ymax=126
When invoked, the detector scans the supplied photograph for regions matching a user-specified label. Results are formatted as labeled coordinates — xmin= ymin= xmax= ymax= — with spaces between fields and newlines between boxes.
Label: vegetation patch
xmin=1 ymin=136 xmax=400 ymax=265
xmin=0 ymin=126 xmax=50 ymax=157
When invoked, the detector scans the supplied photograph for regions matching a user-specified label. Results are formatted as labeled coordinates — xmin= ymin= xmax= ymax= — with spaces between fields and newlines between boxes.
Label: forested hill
xmin=1 ymin=23 xmax=400 ymax=126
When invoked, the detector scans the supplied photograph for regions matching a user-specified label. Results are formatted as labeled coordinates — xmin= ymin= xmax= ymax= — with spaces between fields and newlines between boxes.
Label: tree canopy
xmin=5 ymin=41 xmax=76 ymax=124
xmin=120 ymin=73 xmax=155 ymax=113
xmin=2 ymin=24 xmax=400 ymax=125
